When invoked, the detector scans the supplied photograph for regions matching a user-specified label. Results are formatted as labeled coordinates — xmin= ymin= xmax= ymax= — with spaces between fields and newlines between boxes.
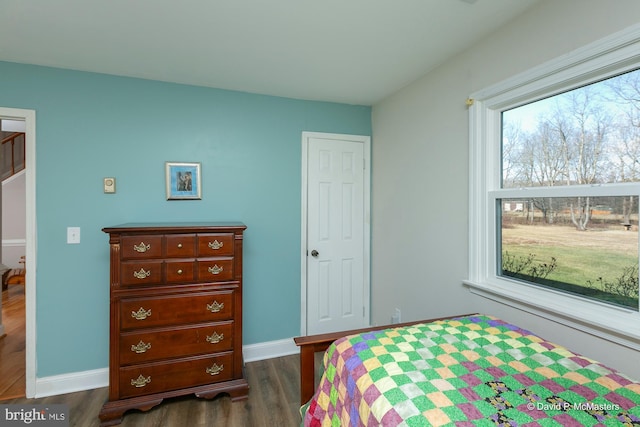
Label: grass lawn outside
xmin=501 ymin=223 xmax=638 ymax=308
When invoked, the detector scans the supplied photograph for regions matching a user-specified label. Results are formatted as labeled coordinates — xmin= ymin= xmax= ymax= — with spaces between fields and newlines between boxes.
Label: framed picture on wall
xmin=165 ymin=162 xmax=202 ymax=200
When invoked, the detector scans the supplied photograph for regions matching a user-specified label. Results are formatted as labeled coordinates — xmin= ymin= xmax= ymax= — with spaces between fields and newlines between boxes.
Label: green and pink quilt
xmin=302 ymin=315 xmax=640 ymax=426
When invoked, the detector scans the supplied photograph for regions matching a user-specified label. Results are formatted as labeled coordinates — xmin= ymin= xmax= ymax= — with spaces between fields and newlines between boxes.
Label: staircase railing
xmin=1 ymin=132 xmax=25 ymax=181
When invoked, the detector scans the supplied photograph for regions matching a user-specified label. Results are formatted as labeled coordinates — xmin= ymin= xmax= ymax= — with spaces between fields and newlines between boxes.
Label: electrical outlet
xmin=391 ymin=308 xmax=401 ymax=324
xmin=67 ymin=227 xmax=81 ymax=244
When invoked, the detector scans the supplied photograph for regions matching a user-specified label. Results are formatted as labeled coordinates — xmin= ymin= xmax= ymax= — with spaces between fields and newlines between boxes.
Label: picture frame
xmin=165 ymin=162 xmax=202 ymax=200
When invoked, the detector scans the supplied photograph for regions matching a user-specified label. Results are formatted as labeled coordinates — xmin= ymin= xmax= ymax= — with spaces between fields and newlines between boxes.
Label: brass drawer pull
xmin=177 ymin=243 xmax=183 ymax=248
xmin=133 ymin=242 xmax=151 ymax=253
xmin=177 ymin=269 xmax=183 ymax=275
xmin=208 ymin=240 xmax=224 ymax=250
xmin=133 ymin=268 xmax=151 ymax=279
xmin=208 ymin=265 xmax=223 ymax=275
xmin=131 ymin=307 xmax=152 ymax=320
xmin=206 ymin=301 xmax=224 ymax=313
xmin=131 ymin=374 xmax=151 ymax=388
xmin=206 ymin=331 xmax=224 ymax=344
xmin=206 ymin=363 xmax=224 ymax=376
xmin=131 ymin=340 xmax=152 ymax=354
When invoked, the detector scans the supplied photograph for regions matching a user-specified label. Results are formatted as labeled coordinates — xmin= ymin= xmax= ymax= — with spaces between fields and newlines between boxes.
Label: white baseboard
xmin=35 ymin=368 xmax=108 ymax=398
xmin=2 ymin=239 xmax=26 ymax=247
xmin=243 ymin=337 xmax=299 ymax=363
xmin=33 ymin=338 xmax=300 ymax=398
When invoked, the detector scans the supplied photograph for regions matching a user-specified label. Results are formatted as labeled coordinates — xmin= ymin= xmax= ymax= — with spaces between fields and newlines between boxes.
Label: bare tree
xmin=502 ymin=121 xmax=522 ymax=187
xmin=607 ymin=69 xmax=640 ymax=127
xmin=542 ymin=87 xmax=610 ymax=230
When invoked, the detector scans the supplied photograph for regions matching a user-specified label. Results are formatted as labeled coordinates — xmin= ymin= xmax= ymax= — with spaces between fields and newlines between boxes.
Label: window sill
xmin=463 ymin=279 xmax=640 ymax=351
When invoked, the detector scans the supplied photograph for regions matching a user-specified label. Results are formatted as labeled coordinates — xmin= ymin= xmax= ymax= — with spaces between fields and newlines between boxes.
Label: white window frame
xmin=465 ymin=24 xmax=640 ymax=349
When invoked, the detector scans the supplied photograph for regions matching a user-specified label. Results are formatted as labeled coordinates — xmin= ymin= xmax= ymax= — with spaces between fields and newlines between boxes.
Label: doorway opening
xmin=0 ymin=108 xmax=36 ymax=399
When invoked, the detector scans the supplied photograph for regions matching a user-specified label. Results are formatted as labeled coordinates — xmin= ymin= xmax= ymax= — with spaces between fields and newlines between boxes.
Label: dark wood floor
xmin=3 ymin=354 xmax=304 ymax=427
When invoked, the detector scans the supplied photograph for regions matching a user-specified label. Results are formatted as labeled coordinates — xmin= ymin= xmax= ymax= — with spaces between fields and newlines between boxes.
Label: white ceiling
xmin=1 ymin=0 xmax=540 ymax=106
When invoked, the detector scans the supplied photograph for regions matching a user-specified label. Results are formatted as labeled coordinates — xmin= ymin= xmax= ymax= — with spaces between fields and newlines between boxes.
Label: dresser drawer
xmin=197 ymin=234 xmax=235 ymax=257
xmin=119 ymin=321 xmax=234 ymax=365
xmin=119 ymin=352 xmax=234 ymax=399
xmin=165 ymin=234 xmax=196 ymax=258
xmin=121 ymin=235 xmax=163 ymax=259
xmin=120 ymin=261 xmax=163 ymax=286
xmin=165 ymin=260 xmax=196 ymax=283
xmin=197 ymin=258 xmax=234 ymax=282
xmin=120 ymin=291 xmax=234 ymax=330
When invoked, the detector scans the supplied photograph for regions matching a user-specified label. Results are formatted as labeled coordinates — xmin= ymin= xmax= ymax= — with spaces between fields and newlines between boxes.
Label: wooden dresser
xmin=99 ymin=223 xmax=248 ymax=426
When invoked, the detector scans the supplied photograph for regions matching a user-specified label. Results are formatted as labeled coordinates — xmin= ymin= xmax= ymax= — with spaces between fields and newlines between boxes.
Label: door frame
xmin=300 ymin=131 xmax=371 ymax=336
xmin=0 ymin=107 xmax=36 ymax=397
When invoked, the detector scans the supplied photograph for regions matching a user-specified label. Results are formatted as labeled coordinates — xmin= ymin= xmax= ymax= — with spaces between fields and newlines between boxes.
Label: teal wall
xmin=0 ymin=61 xmax=371 ymax=377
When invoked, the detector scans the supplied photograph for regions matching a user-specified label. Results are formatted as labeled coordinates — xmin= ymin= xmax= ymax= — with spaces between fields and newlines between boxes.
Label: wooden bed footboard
xmin=293 ymin=313 xmax=474 ymax=405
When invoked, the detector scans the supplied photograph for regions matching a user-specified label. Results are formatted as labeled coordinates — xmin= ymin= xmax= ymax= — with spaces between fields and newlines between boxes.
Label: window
xmin=500 ymin=196 xmax=638 ymax=310
xmin=467 ymin=26 xmax=640 ymax=343
xmin=500 ymin=70 xmax=640 ymax=311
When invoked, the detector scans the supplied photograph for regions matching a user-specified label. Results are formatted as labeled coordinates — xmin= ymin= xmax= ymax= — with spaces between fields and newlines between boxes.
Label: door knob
xmin=311 ymin=250 xmax=319 ymax=257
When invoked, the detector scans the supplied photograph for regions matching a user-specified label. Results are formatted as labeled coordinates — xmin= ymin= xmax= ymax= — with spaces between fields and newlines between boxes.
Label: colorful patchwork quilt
xmin=302 ymin=315 xmax=640 ymax=426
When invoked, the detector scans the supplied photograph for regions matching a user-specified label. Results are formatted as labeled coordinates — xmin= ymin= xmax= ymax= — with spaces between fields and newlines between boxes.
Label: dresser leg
xmin=194 ymin=378 xmax=249 ymax=401
xmin=99 ymin=398 xmax=164 ymax=426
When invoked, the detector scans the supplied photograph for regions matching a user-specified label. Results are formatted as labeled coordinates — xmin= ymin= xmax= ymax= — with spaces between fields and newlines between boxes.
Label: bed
xmin=294 ymin=314 xmax=640 ymax=426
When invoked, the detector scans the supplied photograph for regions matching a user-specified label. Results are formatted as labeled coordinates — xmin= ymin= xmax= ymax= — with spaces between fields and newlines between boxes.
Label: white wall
xmin=2 ymin=170 xmax=26 ymax=268
xmin=371 ymin=0 xmax=640 ymax=379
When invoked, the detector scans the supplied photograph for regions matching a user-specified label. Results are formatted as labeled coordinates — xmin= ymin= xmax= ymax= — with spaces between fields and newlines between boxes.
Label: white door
xmin=302 ymin=132 xmax=370 ymax=335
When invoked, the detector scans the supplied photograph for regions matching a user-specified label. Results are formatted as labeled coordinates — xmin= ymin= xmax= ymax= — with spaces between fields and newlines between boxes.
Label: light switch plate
xmin=67 ymin=227 xmax=81 ymax=244
xmin=104 ymin=177 xmax=116 ymax=193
